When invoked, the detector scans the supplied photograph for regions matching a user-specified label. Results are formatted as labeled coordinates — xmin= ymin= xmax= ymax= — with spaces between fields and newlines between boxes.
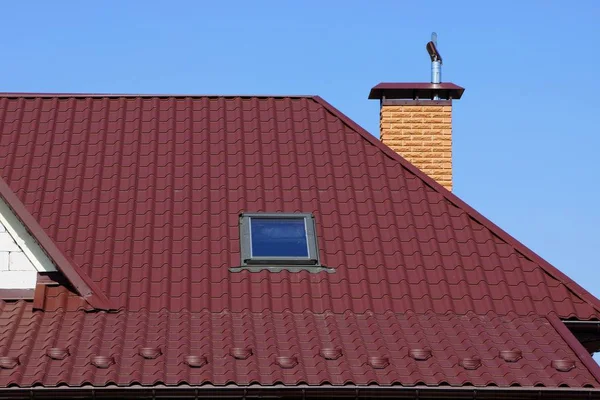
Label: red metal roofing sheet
xmin=0 ymin=94 xmax=599 ymax=390
xmin=0 ymin=95 xmax=595 ymax=318
xmin=0 ymin=301 xmax=597 ymax=388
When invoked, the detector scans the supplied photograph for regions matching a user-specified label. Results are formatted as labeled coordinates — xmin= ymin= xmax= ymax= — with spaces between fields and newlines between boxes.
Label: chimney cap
xmin=368 ymin=82 xmax=464 ymax=100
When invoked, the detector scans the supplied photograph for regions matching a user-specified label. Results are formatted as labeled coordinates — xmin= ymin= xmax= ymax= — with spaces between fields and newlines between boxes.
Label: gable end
xmin=0 ymin=176 xmax=113 ymax=310
xmin=0 ymin=196 xmax=56 ymax=289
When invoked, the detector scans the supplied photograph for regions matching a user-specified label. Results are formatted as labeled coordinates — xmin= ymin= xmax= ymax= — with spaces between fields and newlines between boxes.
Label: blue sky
xmin=1 ymin=2 xmax=599 ymax=304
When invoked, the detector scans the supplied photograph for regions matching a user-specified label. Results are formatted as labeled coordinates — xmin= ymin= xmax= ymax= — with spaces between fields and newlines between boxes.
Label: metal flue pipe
xmin=426 ymin=32 xmax=443 ymax=99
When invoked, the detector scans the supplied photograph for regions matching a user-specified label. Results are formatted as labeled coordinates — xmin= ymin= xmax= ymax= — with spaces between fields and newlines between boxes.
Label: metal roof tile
xmin=0 ymin=308 xmax=580 ymax=387
xmin=0 ymin=94 xmax=599 ymax=390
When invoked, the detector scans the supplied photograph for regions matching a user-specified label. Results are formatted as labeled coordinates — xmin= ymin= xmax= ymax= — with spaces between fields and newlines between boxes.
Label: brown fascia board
xmin=313 ymin=96 xmax=600 ymax=317
xmin=564 ymin=321 xmax=600 ymax=353
xmin=1 ymin=385 xmax=599 ymax=400
xmin=0 ymin=289 xmax=34 ymax=300
xmin=0 ymin=177 xmax=113 ymax=310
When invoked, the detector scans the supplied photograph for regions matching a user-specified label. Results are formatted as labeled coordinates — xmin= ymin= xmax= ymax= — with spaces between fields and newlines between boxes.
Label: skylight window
xmin=240 ymin=213 xmax=319 ymax=266
xmin=250 ymin=218 xmax=309 ymax=258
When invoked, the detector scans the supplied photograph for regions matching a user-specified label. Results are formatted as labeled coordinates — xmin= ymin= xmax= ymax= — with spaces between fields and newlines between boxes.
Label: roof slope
xmin=0 ymin=301 xmax=598 ymax=388
xmin=0 ymin=94 xmax=599 ymax=390
xmin=0 ymin=94 xmax=597 ymax=318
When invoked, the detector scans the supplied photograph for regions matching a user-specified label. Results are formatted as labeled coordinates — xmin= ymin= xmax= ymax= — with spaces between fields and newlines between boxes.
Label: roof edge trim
xmin=0 ymin=177 xmax=113 ymax=310
xmin=548 ymin=313 xmax=600 ymax=384
xmin=313 ymin=95 xmax=600 ymax=316
xmin=1 ymin=385 xmax=598 ymax=399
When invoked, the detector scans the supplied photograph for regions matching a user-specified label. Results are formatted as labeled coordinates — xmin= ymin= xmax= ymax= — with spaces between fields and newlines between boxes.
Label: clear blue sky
xmin=1 ymin=2 xmax=599 ymax=301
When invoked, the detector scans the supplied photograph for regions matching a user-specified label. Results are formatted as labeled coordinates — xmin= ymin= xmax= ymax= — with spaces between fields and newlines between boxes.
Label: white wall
xmin=0 ymin=197 xmax=56 ymax=289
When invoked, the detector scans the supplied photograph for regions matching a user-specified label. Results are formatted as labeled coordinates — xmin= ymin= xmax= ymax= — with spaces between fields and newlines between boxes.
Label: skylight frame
xmin=239 ymin=212 xmax=320 ymax=267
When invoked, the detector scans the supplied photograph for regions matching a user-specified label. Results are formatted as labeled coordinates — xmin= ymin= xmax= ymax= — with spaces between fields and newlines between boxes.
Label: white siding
xmin=0 ymin=270 xmax=38 ymax=289
xmin=9 ymin=252 xmax=36 ymax=271
xmin=0 ymin=231 xmax=20 ymax=251
xmin=0 ymin=252 xmax=8 ymax=271
xmin=0 ymin=197 xmax=56 ymax=289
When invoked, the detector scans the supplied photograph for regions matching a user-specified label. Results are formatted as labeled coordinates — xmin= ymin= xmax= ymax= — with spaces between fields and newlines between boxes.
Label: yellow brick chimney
xmin=368 ymin=82 xmax=464 ymax=191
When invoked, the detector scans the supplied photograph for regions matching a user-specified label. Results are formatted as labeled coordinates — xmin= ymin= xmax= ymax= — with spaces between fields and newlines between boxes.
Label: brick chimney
xmin=368 ymin=83 xmax=464 ymax=191
xmin=368 ymin=34 xmax=464 ymax=191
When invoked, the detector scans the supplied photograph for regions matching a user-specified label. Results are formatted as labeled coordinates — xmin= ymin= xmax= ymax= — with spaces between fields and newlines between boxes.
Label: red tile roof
xmin=0 ymin=301 xmax=598 ymax=388
xmin=0 ymin=94 xmax=599 ymax=392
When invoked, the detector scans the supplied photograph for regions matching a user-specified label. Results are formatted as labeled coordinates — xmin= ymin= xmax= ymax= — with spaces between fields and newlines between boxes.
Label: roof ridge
xmin=312 ymin=95 xmax=600 ymax=317
xmin=0 ymin=176 xmax=114 ymax=310
xmin=0 ymin=92 xmax=317 ymax=99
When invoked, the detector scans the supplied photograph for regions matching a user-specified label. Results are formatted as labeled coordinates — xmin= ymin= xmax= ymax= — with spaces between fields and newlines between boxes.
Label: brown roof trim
xmin=1 ymin=385 xmax=599 ymax=399
xmin=0 ymin=289 xmax=34 ymax=300
xmin=0 ymin=177 xmax=113 ymax=310
xmin=313 ymin=96 xmax=600 ymax=317
xmin=548 ymin=313 xmax=600 ymax=384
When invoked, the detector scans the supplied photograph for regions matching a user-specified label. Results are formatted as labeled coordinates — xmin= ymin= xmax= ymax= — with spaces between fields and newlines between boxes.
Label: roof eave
xmin=1 ymin=385 xmax=599 ymax=400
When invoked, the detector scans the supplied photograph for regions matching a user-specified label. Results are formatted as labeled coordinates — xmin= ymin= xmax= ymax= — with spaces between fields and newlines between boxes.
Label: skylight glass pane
xmin=250 ymin=218 xmax=309 ymax=258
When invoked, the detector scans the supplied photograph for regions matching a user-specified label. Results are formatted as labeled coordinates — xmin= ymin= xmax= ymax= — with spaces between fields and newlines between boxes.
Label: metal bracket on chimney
xmin=382 ymin=99 xmax=452 ymax=106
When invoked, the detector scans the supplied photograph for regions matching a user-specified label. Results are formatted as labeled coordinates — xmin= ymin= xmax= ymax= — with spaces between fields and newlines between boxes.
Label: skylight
xmin=250 ymin=218 xmax=309 ymax=258
xmin=240 ymin=213 xmax=319 ymax=267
